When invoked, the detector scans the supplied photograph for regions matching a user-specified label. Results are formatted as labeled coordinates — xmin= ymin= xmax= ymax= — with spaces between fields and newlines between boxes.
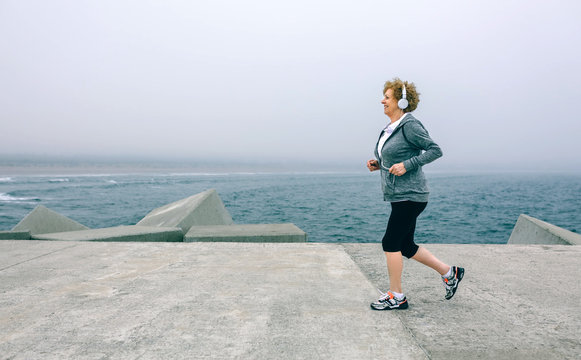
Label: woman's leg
xmin=385 ymin=251 xmax=403 ymax=293
xmin=382 ymin=201 xmax=423 ymax=294
xmin=411 ymin=246 xmax=450 ymax=276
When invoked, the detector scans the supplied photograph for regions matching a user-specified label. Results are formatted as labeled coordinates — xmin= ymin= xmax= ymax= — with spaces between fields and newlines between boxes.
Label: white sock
xmin=443 ymin=267 xmax=453 ymax=278
xmin=391 ymin=290 xmax=404 ymax=300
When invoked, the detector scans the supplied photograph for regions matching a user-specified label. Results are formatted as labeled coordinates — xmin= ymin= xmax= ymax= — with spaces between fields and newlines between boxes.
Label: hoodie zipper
xmin=375 ymin=122 xmax=405 ymax=171
xmin=376 ymin=118 xmax=409 ymax=193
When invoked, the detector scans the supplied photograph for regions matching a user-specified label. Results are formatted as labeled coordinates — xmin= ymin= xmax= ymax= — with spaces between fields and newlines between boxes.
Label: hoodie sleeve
xmin=402 ymin=120 xmax=443 ymax=171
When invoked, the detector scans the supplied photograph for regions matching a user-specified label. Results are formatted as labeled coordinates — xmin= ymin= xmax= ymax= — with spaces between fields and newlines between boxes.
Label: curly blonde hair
xmin=383 ymin=78 xmax=420 ymax=113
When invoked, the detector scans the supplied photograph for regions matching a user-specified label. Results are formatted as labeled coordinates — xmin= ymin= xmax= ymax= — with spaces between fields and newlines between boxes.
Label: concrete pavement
xmin=1 ymin=241 xmax=580 ymax=359
xmin=0 ymin=241 xmax=424 ymax=359
xmin=342 ymin=243 xmax=581 ymax=360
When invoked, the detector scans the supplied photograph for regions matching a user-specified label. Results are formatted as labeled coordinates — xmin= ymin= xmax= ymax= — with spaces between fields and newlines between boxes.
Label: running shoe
xmin=370 ymin=291 xmax=409 ymax=310
xmin=442 ymin=266 xmax=464 ymax=300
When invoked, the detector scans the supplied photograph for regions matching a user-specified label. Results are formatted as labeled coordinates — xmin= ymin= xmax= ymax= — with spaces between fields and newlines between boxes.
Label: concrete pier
xmin=136 ymin=189 xmax=234 ymax=232
xmin=1 ymin=241 xmax=579 ymax=359
xmin=12 ymin=205 xmax=89 ymax=235
xmin=6 ymin=190 xmax=308 ymax=244
xmin=508 ymin=214 xmax=581 ymax=245
xmin=31 ymin=225 xmax=184 ymax=242
xmin=184 ymin=223 xmax=307 ymax=242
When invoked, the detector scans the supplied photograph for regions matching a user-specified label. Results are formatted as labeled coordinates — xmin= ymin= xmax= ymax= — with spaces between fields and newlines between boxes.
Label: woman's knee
xmin=382 ymin=239 xmax=401 ymax=253
xmin=401 ymin=243 xmax=419 ymax=259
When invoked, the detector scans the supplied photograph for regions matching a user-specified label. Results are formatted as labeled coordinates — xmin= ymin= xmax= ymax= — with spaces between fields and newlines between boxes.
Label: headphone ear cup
xmin=398 ymin=98 xmax=409 ymax=109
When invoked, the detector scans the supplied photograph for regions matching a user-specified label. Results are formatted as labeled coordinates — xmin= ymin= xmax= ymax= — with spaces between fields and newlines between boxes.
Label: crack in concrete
xmin=0 ymin=243 xmax=79 ymax=272
xmin=339 ymin=243 xmax=432 ymax=359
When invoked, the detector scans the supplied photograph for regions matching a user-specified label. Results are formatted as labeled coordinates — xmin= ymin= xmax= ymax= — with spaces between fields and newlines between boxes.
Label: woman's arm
xmin=401 ymin=120 xmax=443 ymax=171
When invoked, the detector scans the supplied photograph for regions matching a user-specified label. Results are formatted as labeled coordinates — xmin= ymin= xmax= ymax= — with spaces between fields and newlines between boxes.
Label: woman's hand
xmin=389 ymin=162 xmax=407 ymax=176
xmin=367 ymin=159 xmax=380 ymax=172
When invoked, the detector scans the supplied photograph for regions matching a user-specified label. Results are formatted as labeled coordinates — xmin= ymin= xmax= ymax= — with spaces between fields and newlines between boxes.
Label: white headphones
xmin=398 ymin=83 xmax=409 ymax=110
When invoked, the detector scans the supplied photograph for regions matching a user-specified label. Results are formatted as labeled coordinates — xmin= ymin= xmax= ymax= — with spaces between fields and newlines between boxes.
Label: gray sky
xmin=1 ymin=0 xmax=580 ymax=171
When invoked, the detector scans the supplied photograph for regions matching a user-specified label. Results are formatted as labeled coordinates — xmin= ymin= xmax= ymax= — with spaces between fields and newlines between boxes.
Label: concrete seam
xmin=0 ymin=243 xmax=80 ymax=272
xmin=339 ymin=244 xmax=432 ymax=360
xmin=395 ymin=312 xmax=432 ymax=360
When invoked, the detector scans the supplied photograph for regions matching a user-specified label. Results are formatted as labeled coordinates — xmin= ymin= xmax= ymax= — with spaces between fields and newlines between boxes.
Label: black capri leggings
xmin=382 ymin=201 xmax=428 ymax=258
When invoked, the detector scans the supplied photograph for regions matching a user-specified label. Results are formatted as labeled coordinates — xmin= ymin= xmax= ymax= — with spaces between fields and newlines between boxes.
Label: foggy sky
xmin=1 ymin=0 xmax=580 ymax=171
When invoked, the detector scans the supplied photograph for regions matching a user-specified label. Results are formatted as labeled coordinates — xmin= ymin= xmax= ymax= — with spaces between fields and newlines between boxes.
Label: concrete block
xmin=184 ymin=223 xmax=307 ymax=243
xmin=508 ymin=214 xmax=581 ymax=245
xmin=12 ymin=205 xmax=89 ymax=235
xmin=136 ymin=189 xmax=233 ymax=232
xmin=0 ymin=230 xmax=31 ymax=240
xmin=32 ymin=225 xmax=183 ymax=242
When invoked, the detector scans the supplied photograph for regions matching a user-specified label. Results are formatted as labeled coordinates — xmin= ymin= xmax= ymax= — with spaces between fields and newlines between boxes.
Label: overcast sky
xmin=1 ymin=0 xmax=580 ymax=171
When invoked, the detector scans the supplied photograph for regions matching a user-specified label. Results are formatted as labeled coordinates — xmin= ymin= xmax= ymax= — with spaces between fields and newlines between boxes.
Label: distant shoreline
xmin=0 ymin=166 xmax=365 ymax=177
xmin=2 ymin=165 xmax=580 ymax=177
xmin=0 ymin=165 xmax=222 ymax=176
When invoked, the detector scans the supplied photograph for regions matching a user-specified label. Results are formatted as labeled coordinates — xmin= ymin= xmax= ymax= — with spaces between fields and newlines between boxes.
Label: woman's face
xmin=381 ymin=88 xmax=399 ymax=117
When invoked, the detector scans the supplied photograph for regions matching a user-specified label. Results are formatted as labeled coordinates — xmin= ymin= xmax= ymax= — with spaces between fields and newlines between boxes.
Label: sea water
xmin=0 ymin=172 xmax=579 ymax=244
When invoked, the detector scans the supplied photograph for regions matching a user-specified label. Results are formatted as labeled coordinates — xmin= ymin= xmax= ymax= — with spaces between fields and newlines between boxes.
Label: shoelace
xmin=378 ymin=292 xmax=391 ymax=301
xmin=442 ymin=276 xmax=455 ymax=288
xmin=377 ymin=289 xmax=401 ymax=303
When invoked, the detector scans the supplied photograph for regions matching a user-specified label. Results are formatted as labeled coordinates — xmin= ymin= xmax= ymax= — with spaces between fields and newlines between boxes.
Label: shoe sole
xmin=370 ymin=301 xmax=409 ymax=311
xmin=445 ymin=267 xmax=464 ymax=300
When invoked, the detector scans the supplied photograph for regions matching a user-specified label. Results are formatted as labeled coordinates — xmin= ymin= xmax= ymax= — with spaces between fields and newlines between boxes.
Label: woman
xmin=367 ymin=78 xmax=464 ymax=310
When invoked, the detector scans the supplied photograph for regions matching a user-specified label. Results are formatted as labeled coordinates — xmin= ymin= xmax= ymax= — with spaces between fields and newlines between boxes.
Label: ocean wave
xmin=168 ymin=172 xmax=234 ymax=177
xmin=0 ymin=177 xmax=13 ymax=182
xmin=0 ymin=192 xmax=41 ymax=203
xmin=48 ymin=178 xmax=70 ymax=183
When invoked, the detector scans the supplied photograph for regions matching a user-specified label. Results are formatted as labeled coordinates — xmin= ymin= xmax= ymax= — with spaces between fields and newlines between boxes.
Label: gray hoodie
xmin=374 ymin=113 xmax=443 ymax=202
